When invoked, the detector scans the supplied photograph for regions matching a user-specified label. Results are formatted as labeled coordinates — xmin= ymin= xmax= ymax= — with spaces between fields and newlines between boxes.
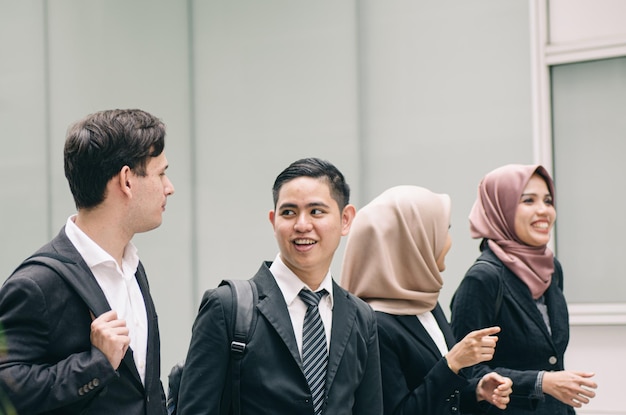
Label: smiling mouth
xmin=294 ymin=239 xmax=316 ymax=246
xmin=532 ymin=222 xmax=549 ymax=230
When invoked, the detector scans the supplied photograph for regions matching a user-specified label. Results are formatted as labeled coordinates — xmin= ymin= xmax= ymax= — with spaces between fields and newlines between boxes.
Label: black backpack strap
xmin=474 ymin=260 xmax=504 ymax=323
xmin=166 ymin=280 xmax=257 ymax=415
xmin=219 ymin=279 xmax=258 ymax=415
xmin=16 ymin=252 xmax=110 ymax=316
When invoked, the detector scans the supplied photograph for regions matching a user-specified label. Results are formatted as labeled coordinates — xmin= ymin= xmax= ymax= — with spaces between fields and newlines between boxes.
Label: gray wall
xmin=1 ymin=0 xmax=534 ymax=386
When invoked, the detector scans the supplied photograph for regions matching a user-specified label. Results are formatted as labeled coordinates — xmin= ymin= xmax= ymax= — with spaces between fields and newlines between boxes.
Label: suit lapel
xmin=130 ymin=262 xmax=154 ymax=389
xmin=503 ymin=268 xmax=556 ymax=347
xmin=544 ymin=273 xmax=569 ymax=349
xmin=325 ymin=282 xmax=356 ymax=391
xmin=480 ymin=249 xmax=558 ymax=348
xmin=49 ymin=229 xmax=144 ymax=387
xmin=47 ymin=229 xmax=112 ymax=316
xmin=396 ymin=314 xmax=443 ymax=360
xmin=253 ymin=264 xmax=303 ymax=368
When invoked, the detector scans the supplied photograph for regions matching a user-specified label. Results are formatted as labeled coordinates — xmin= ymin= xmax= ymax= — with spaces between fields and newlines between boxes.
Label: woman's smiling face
xmin=514 ymin=174 xmax=556 ymax=247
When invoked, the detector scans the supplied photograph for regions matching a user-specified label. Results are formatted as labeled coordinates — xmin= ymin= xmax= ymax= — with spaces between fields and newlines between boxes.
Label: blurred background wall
xmin=1 ymin=1 xmax=624 ymax=413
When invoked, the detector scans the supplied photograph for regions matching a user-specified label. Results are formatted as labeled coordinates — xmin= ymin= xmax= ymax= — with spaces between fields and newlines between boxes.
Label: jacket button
xmin=92 ymin=378 xmax=100 ymax=387
xmin=548 ymin=356 xmax=557 ymax=365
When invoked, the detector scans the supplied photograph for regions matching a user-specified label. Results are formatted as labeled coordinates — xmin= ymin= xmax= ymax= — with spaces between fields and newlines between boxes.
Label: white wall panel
xmin=191 ymin=0 xmax=361 ymax=295
xmin=548 ymin=0 xmax=626 ymax=45
xmin=357 ymin=0 xmax=534 ymax=311
xmin=44 ymin=0 xmax=194 ymax=377
xmin=0 ymin=1 xmax=48 ymax=280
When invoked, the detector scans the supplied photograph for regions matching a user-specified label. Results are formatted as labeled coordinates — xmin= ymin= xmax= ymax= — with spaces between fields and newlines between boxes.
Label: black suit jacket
xmin=0 ymin=228 xmax=167 ymax=415
xmin=376 ymin=304 xmax=482 ymax=415
xmin=450 ymin=246 xmax=573 ymax=415
xmin=177 ymin=262 xmax=383 ymax=415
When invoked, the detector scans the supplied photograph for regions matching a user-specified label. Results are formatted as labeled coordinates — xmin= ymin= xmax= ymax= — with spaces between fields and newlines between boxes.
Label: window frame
xmin=530 ymin=0 xmax=626 ymax=324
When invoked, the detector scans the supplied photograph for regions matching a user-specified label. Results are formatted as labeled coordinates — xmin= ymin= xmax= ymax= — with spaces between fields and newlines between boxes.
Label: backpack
xmin=166 ymin=279 xmax=258 ymax=415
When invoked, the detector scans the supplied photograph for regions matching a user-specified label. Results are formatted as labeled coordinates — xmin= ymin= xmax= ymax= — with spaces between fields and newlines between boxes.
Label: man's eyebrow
xmin=278 ymin=201 xmax=331 ymax=210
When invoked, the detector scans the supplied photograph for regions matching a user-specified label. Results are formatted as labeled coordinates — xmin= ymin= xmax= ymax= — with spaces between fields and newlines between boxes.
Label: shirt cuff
xmin=531 ymin=371 xmax=545 ymax=399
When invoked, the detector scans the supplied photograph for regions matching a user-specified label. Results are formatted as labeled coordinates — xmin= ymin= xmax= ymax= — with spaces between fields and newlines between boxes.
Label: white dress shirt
xmin=269 ymin=254 xmax=334 ymax=356
xmin=417 ymin=311 xmax=449 ymax=357
xmin=65 ymin=215 xmax=148 ymax=384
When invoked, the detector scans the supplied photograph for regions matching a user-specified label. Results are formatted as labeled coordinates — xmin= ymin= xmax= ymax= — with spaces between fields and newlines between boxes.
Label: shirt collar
xmin=269 ymin=254 xmax=334 ymax=308
xmin=65 ymin=215 xmax=139 ymax=273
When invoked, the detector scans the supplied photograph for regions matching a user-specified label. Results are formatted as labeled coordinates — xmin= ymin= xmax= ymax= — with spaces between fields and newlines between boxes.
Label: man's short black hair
xmin=64 ymin=109 xmax=166 ymax=209
xmin=272 ymin=157 xmax=350 ymax=210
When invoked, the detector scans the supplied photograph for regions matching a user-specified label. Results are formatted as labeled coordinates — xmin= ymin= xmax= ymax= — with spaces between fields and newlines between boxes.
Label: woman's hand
xmin=476 ymin=372 xmax=513 ymax=410
xmin=542 ymin=371 xmax=597 ymax=408
xmin=476 ymin=372 xmax=512 ymax=409
xmin=445 ymin=326 xmax=500 ymax=373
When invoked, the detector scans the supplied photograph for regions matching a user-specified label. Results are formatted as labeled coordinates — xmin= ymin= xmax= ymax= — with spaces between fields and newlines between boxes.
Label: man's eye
xmin=281 ymin=209 xmax=295 ymax=216
xmin=312 ymin=209 xmax=324 ymax=215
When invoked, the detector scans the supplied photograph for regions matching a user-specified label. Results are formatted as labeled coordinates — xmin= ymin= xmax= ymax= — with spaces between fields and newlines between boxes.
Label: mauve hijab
xmin=341 ymin=186 xmax=450 ymax=315
xmin=469 ymin=164 xmax=556 ymax=299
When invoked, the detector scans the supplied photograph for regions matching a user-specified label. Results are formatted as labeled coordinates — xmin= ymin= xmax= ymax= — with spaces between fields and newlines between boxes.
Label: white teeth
xmin=533 ymin=222 xmax=549 ymax=229
xmin=294 ymin=239 xmax=316 ymax=245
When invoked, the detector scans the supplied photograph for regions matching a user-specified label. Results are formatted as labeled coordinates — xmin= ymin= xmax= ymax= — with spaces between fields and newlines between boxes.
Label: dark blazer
xmin=177 ymin=262 xmax=383 ymax=415
xmin=0 ymin=228 xmax=167 ymax=415
xmin=450 ymin=245 xmax=573 ymax=415
xmin=376 ymin=304 xmax=482 ymax=415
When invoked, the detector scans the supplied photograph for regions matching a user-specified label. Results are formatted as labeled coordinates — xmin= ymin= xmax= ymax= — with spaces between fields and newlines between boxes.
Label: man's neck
xmin=74 ymin=210 xmax=131 ymax=267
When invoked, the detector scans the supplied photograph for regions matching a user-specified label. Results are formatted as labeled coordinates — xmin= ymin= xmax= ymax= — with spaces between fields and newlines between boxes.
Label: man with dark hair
xmin=0 ymin=109 xmax=175 ymax=414
xmin=178 ymin=157 xmax=382 ymax=415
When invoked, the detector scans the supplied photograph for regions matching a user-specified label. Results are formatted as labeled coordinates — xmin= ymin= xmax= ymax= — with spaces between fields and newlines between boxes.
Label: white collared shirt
xmin=65 ymin=215 xmax=148 ymax=384
xmin=417 ymin=311 xmax=449 ymax=357
xmin=270 ymin=254 xmax=334 ymax=357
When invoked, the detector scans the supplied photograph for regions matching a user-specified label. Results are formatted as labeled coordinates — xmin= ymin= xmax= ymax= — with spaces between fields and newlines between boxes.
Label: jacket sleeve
xmin=450 ymin=261 xmax=540 ymax=410
xmin=0 ymin=269 xmax=117 ymax=414
xmin=178 ymin=287 xmax=232 ymax=415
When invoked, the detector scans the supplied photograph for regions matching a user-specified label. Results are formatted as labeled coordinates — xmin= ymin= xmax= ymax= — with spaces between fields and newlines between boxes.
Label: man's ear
xmin=341 ymin=204 xmax=356 ymax=236
xmin=269 ymin=210 xmax=276 ymax=227
xmin=118 ymin=166 xmax=132 ymax=197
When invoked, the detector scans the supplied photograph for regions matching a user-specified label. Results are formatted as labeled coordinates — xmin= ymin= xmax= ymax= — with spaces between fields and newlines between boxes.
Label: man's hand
xmin=90 ymin=310 xmax=130 ymax=369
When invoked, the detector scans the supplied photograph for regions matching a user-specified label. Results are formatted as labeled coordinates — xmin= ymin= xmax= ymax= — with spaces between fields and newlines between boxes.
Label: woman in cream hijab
xmin=342 ymin=185 xmax=512 ymax=415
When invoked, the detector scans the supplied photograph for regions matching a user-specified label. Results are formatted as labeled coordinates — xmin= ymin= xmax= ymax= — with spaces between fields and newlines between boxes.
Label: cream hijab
xmin=341 ymin=186 xmax=451 ymax=315
xmin=469 ymin=164 xmax=555 ymax=299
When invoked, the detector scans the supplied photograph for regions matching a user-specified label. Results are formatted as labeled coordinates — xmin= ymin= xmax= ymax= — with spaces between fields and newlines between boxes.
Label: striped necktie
xmin=299 ymin=288 xmax=328 ymax=415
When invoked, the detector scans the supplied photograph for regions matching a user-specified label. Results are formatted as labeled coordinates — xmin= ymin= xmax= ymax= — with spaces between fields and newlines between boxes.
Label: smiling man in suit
xmin=0 ymin=109 xmax=175 ymax=414
xmin=178 ymin=157 xmax=382 ymax=415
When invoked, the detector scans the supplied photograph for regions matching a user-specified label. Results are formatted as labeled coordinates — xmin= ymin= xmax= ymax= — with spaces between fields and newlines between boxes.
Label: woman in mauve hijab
xmin=450 ymin=165 xmax=597 ymax=414
xmin=342 ymin=186 xmax=512 ymax=415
